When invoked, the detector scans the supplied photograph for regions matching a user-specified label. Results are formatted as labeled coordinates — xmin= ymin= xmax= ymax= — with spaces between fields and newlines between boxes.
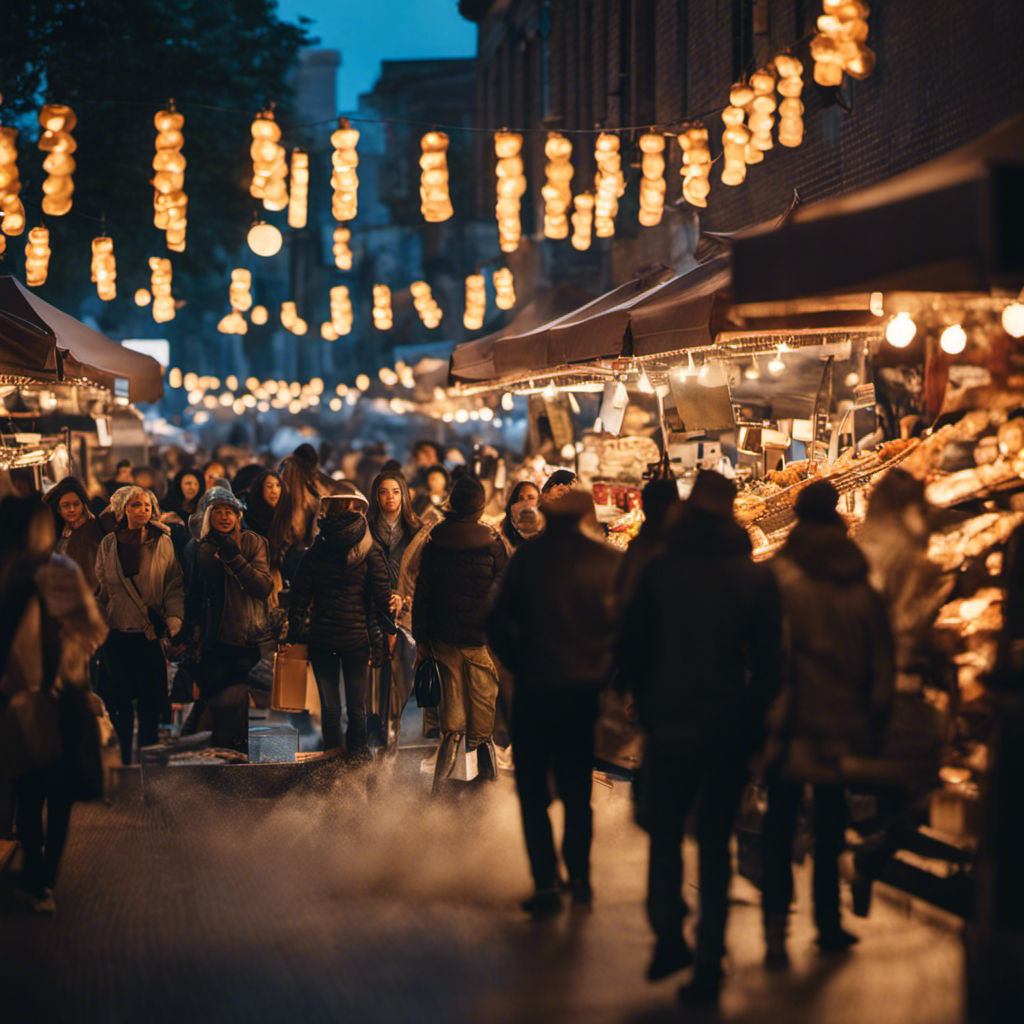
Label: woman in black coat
xmin=243 ymin=470 xmax=284 ymax=544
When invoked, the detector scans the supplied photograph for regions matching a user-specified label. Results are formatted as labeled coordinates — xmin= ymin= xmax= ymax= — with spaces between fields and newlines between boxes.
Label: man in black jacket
xmin=488 ymin=491 xmax=621 ymax=917
xmin=413 ymin=475 xmax=507 ymax=791
xmin=617 ymin=470 xmax=782 ymax=1002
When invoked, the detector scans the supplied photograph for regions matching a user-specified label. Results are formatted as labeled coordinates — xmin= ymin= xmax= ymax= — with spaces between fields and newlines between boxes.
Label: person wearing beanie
xmin=487 ymin=491 xmax=621 ymax=918
xmin=617 ymin=469 xmax=783 ymax=1001
xmin=292 ymin=443 xmax=319 ymax=471
xmin=760 ymin=477 xmax=895 ymax=967
xmin=540 ymin=469 xmax=577 ymax=503
xmin=412 ymin=474 xmax=508 ymax=791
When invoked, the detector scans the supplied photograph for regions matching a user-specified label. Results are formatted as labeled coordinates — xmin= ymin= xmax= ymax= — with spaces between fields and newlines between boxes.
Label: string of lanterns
xmin=593 ymin=132 xmax=625 ymax=237
xmin=24 ymin=226 xmax=50 ymax=286
xmin=91 ymin=236 xmax=116 ymax=300
xmin=571 ymin=192 xmax=594 ymax=250
xmin=329 ymin=284 xmax=353 ymax=337
xmin=250 ymin=110 xmax=288 ymax=212
xmin=493 ymin=267 xmax=515 ymax=310
xmin=149 ymin=256 xmax=174 ymax=322
xmin=463 ymin=273 xmax=486 ymax=330
xmin=494 ymin=131 xmax=525 ymax=252
xmin=330 ymin=117 xmax=359 ymax=222
xmin=542 ymin=133 xmax=572 ymax=240
xmin=419 ymin=131 xmax=452 ymax=223
xmin=287 ymin=149 xmax=308 ymax=229
xmin=637 ymin=132 xmax=666 ymax=226
xmin=411 ymin=280 xmax=442 ymax=328
xmin=38 ymin=104 xmax=76 ymax=217
xmin=775 ymin=55 xmax=805 ymax=147
xmin=229 ymin=268 xmax=252 ymax=312
xmin=372 ymin=284 xmax=393 ymax=330
xmin=332 ymin=226 xmax=352 ymax=270
xmin=811 ymin=0 xmax=875 ymax=86
xmin=0 ymin=124 xmax=25 ymax=239
xmin=678 ymin=127 xmax=711 ymax=207
xmin=152 ymin=108 xmax=187 ymax=252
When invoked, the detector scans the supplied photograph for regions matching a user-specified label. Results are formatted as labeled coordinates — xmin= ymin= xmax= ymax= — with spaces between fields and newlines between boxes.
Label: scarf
xmin=115 ymin=524 xmax=153 ymax=578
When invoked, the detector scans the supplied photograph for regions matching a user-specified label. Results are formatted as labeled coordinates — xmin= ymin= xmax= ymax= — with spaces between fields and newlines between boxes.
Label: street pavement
xmin=0 ymin=758 xmax=964 ymax=1024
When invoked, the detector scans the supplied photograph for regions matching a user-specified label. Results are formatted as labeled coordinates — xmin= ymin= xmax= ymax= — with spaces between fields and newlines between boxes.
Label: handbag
xmin=271 ymin=643 xmax=311 ymax=712
xmin=414 ymin=652 xmax=442 ymax=709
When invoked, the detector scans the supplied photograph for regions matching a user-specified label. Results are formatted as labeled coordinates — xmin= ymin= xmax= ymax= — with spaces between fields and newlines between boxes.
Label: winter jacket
xmin=488 ymin=519 xmax=621 ymax=690
xmin=287 ymin=515 xmax=395 ymax=653
xmin=412 ymin=516 xmax=507 ymax=648
xmin=55 ymin=516 xmax=106 ymax=591
xmin=94 ymin=523 xmax=185 ymax=638
xmin=770 ymin=521 xmax=895 ymax=780
xmin=617 ymin=507 xmax=783 ymax=753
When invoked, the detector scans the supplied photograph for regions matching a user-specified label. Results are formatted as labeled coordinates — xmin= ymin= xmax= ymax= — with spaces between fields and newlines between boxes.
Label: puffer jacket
xmin=94 ymin=522 xmax=185 ymax=637
xmin=412 ymin=516 xmax=507 ymax=648
xmin=287 ymin=515 xmax=395 ymax=653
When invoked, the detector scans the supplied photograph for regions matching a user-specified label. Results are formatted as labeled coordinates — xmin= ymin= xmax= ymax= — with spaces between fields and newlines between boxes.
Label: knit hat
xmin=686 ymin=469 xmax=736 ymax=518
xmin=200 ymin=487 xmax=244 ymax=539
xmin=541 ymin=468 xmax=577 ymax=493
xmin=292 ymin=443 xmax=319 ymax=470
xmin=794 ymin=479 xmax=842 ymax=525
xmin=447 ymin=475 xmax=486 ymax=518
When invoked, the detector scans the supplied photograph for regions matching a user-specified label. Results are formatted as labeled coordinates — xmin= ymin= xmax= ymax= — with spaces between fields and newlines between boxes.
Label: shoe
xmin=676 ymin=970 xmax=721 ymax=1005
xmin=476 ymin=739 xmax=499 ymax=781
xmin=521 ymin=889 xmax=563 ymax=919
xmin=817 ymin=927 xmax=860 ymax=951
xmin=646 ymin=937 xmax=693 ymax=981
xmin=567 ymin=878 xmax=592 ymax=907
xmin=763 ymin=913 xmax=790 ymax=971
xmin=431 ymin=732 xmax=462 ymax=795
xmin=13 ymin=886 xmax=55 ymax=915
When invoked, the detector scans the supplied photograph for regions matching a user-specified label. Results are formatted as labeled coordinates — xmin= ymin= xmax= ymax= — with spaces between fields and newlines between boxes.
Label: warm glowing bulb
xmin=1002 ymin=302 xmax=1024 ymax=339
xmin=637 ymin=369 xmax=654 ymax=394
xmin=247 ymin=221 xmax=282 ymax=257
xmin=543 ymin=382 xmax=557 ymax=400
xmin=744 ymin=356 xmax=760 ymax=380
xmin=940 ymin=324 xmax=967 ymax=355
xmin=684 ymin=352 xmax=697 ymax=377
xmin=501 ymin=392 xmax=514 ymax=411
xmin=355 ymin=374 xmax=370 ymax=391
xmin=885 ymin=311 xmax=916 ymax=348
xmin=135 ymin=288 xmax=151 ymax=307
xmin=251 ymin=304 xmax=268 ymax=325
xmin=768 ymin=350 xmax=785 ymax=375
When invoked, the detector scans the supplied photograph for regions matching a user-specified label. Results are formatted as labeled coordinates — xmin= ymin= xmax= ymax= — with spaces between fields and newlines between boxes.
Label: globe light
xmin=355 ymin=374 xmax=370 ymax=391
xmin=247 ymin=221 xmax=282 ymax=258
xmin=940 ymin=324 xmax=967 ymax=355
xmin=885 ymin=312 xmax=917 ymax=348
xmin=1002 ymin=301 xmax=1024 ymax=339
xmin=501 ymin=392 xmax=514 ymax=411
xmin=768 ymin=348 xmax=785 ymax=375
xmin=135 ymin=288 xmax=151 ymax=307
xmin=744 ymin=356 xmax=760 ymax=380
xmin=250 ymin=304 xmax=268 ymax=325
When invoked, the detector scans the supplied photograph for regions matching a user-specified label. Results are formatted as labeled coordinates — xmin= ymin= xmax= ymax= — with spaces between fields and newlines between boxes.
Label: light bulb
xmin=768 ymin=349 xmax=785 ymax=375
xmin=940 ymin=324 xmax=967 ymax=355
xmin=744 ymin=356 xmax=760 ymax=380
xmin=247 ymin=221 xmax=282 ymax=257
xmin=355 ymin=374 xmax=370 ymax=391
xmin=885 ymin=311 xmax=916 ymax=348
xmin=543 ymin=382 xmax=557 ymax=400
xmin=637 ymin=369 xmax=654 ymax=394
xmin=684 ymin=352 xmax=697 ymax=377
xmin=1002 ymin=302 xmax=1024 ymax=339
xmin=501 ymin=392 xmax=514 ymax=411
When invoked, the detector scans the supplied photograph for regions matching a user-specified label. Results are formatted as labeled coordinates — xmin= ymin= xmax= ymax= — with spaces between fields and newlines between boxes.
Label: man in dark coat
xmin=413 ymin=474 xmax=507 ymax=790
xmin=617 ymin=470 xmax=783 ymax=1002
xmin=488 ymin=491 xmax=621 ymax=917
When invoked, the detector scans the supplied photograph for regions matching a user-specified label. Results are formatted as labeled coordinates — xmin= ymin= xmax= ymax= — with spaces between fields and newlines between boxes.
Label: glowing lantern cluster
xmin=464 ymin=273 xmax=486 ymax=330
xmin=774 ymin=55 xmax=805 ymax=147
xmin=149 ymin=257 xmax=174 ymax=323
xmin=811 ymin=0 xmax=875 ymax=86
xmin=542 ymin=133 xmax=573 ymax=240
xmin=250 ymin=111 xmax=288 ymax=212
xmin=638 ymin=133 xmax=666 ymax=226
xmin=281 ymin=301 xmax=307 ymax=335
xmin=411 ymin=281 xmax=442 ymax=328
xmin=152 ymin=108 xmax=187 ymax=251
xmin=91 ymin=236 xmax=116 ymax=301
xmin=287 ymin=149 xmax=308 ymax=229
xmin=330 ymin=285 xmax=353 ymax=337
xmin=493 ymin=267 xmax=515 ymax=311
xmin=720 ymin=91 xmax=751 ymax=186
xmin=372 ymin=285 xmax=393 ymax=330
xmin=0 ymin=126 xmax=25 ymax=237
xmin=38 ymin=104 xmax=76 ymax=216
xmin=229 ymin=268 xmax=252 ymax=312
xmin=494 ymin=132 xmax=526 ymax=252
xmin=594 ymin=133 xmax=625 ymax=238
xmin=745 ymin=68 xmax=777 ymax=163
xmin=24 ymin=227 xmax=50 ymax=287
xmin=330 ymin=118 xmax=359 ymax=222
xmin=420 ymin=132 xmax=453 ymax=223
xmin=217 ymin=311 xmax=248 ymax=335
xmin=571 ymin=193 xmax=594 ymax=250
xmin=678 ymin=127 xmax=712 ymax=208
xmin=333 ymin=227 xmax=352 ymax=270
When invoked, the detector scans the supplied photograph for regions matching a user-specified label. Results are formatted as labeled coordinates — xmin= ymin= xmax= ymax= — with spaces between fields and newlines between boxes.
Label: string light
xmin=0 ymin=125 xmax=25 ymax=236
xmin=594 ymin=132 xmax=624 ymax=237
xmin=149 ymin=256 xmax=174 ymax=322
xmin=744 ymin=355 xmax=761 ymax=380
xmin=229 ymin=268 xmax=252 ymax=312
xmin=494 ymin=267 xmax=515 ymax=311
xmin=495 ymin=131 xmax=526 ymax=251
xmin=91 ymin=236 xmax=116 ymax=301
xmin=38 ymin=104 xmax=76 ymax=216
xmin=774 ymin=55 xmax=805 ymax=147
xmin=250 ymin=304 xmax=268 ymax=325
xmin=812 ymin=0 xmax=875 ymax=86
xmin=747 ymin=68 xmax=777 ymax=159
xmin=638 ymin=133 xmax=666 ymax=226
xmin=464 ymin=273 xmax=486 ymax=330
xmin=281 ymin=301 xmax=297 ymax=330
xmin=678 ymin=127 xmax=711 ymax=208
xmin=885 ymin=311 xmax=916 ymax=348
xmin=355 ymin=373 xmax=370 ymax=391
xmin=168 ymin=368 xmax=183 ymax=389
xmin=152 ymin=108 xmax=187 ymax=251
xmin=1002 ymin=301 xmax=1024 ymax=339
xmin=332 ymin=227 xmax=352 ymax=270
xmin=287 ymin=149 xmax=308 ymax=229
xmin=292 ymin=317 xmax=308 ymax=336
xmin=720 ymin=97 xmax=749 ymax=186
xmin=330 ymin=117 xmax=359 ymax=221
xmin=571 ymin=193 xmax=594 ymax=250
xmin=542 ymin=132 xmax=572 ymax=240
xmin=217 ymin=311 xmax=247 ymax=335
xmin=250 ymin=110 xmax=288 ymax=212
xmin=247 ymin=220 xmax=282 ymax=257
xmin=330 ymin=285 xmax=353 ymax=336
xmin=134 ymin=288 xmax=151 ymax=307
xmin=940 ymin=324 xmax=967 ymax=355
xmin=321 ymin=322 xmax=337 ymax=341
xmin=24 ymin=226 xmax=50 ymax=287
xmin=411 ymin=280 xmax=442 ymax=328
xmin=420 ymin=131 xmax=453 ymax=222
xmin=768 ymin=346 xmax=786 ymax=375
xmin=373 ymin=284 xmax=393 ymax=330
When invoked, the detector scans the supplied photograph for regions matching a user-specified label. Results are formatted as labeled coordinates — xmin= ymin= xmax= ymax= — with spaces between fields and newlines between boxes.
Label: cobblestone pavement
xmin=0 ymin=759 xmax=964 ymax=1024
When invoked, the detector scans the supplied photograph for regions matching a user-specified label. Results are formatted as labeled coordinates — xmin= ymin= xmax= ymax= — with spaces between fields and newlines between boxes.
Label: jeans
xmin=641 ymin=745 xmax=750 ymax=972
xmin=511 ymin=687 xmax=600 ymax=892
xmin=14 ymin=764 xmax=74 ymax=896
xmin=430 ymin=641 xmax=498 ymax=750
xmin=101 ymin=630 xmax=167 ymax=764
xmin=308 ymin=645 xmax=369 ymax=755
xmin=762 ymin=779 xmax=847 ymax=934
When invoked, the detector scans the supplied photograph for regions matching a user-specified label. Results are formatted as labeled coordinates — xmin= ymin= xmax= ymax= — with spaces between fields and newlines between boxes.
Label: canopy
xmin=0 ymin=276 xmax=164 ymax=402
xmin=732 ymin=114 xmax=1024 ymax=304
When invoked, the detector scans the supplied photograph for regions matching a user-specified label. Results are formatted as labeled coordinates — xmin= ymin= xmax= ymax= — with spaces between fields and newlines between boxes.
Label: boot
xmin=432 ymin=732 xmax=462 ymax=795
xmin=763 ymin=913 xmax=790 ymax=971
xmin=476 ymin=738 xmax=499 ymax=781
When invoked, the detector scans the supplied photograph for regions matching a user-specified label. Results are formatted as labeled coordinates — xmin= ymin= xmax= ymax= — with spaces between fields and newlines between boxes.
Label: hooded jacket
xmin=287 ymin=513 xmax=395 ymax=653
xmin=617 ymin=506 xmax=783 ymax=751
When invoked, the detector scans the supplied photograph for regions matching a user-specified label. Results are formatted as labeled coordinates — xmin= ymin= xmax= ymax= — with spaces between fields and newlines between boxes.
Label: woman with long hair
xmin=162 ymin=468 xmax=205 ymax=523
xmin=270 ymin=450 xmax=328 ymax=591
xmin=500 ymin=480 xmax=544 ymax=553
xmin=244 ymin=470 xmax=285 ymax=544
xmin=43 ymin=477 xmax=108 ymax=590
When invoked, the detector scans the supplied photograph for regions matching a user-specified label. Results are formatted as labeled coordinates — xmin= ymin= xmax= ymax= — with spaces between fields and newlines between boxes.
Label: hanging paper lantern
xmin=250 ymin=304 xmax=268 ymax=325
xmin=247 ymin=220 xmax=282 ymax=257
xmin=287 ymin=149 xmax=308 ymax=229
xmin=292 ymin=318 xmax=308 ymax=336
xmin=330 ymin=118 xmax=359 ymax=222
xmin=24 ymin=226 xmax=50 ymax=287
xmin=249 ymin=110 xmax=288 ymax=212
xmin=152 ymin=108 xmax=187 ymax=252
xmin=411 ymin=280 xmax=442 ymax=328
xmin=321 ymin=322 xmax=338 ymax=341
xmin=281 ymin=301 xmax=298 ymax=330
xmin=720 ymin=101 xmax=749 ymax=186
xmin=134 ymin=288 xmax=151 ymax=307
xmin=0 ymin=125 xmax=25 ymax=236
xmin=774 ymin=55 xmax=805 ymax=148
xmin=330 ymin=285 xmax=353 ymax=337
xmin=149 ymin=257 xmax=174 ymax=323
xmin=594 ymin=133 xmax=625 ymax=238
xmin=812 ymin=0 xmax=875 ymax=86
xmin=420 ymin=131 xmax=453 ymax=223
xmin=678 ymin=127 xmax=711 ymax=208
xmin=217 ymin=311 xmax=248 ymax=335
xmin=571 ymin=193 xmax=594 ymax=250
xmin=333 ymin=227 xmax=353 ymax=270
xmin=91 ymin=236 xmax=116 ymax=301
xmin=542 ymin=132 xmax=573 ymax=240
xmin=638 ymin=133 xmax=666 ymax=227
xmin=229 ymin=268 xmax=252 ymax=312
xmin=746 ymin=68 xmax=777 ymax=161
xmin=372 ymin=284 xmax=393 ymax=330
xmin=463 ymin=273 xmax=486 ymax=330
xmin=38 ymin=104 xmax=76 ymax=217
xmin=493 ymin=267 xmax=515 ymax=311
xmin=494 ymin=131 xmax=526 ymax=252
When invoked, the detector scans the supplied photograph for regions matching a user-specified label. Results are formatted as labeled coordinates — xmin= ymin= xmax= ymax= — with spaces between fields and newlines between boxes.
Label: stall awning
xmin=0 ymin=277 xmax=164 ymax=402
xmin=732 ymin=114 xmax=1024 ymax=304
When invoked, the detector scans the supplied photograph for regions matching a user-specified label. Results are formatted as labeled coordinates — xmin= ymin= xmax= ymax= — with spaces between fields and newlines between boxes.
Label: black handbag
xmin=414 ymin=654 xmax=442 ymax=709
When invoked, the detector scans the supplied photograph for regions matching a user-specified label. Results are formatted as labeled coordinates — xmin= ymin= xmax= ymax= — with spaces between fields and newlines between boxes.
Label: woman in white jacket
xmin=95 ymin=487 xmax=184 ymax=763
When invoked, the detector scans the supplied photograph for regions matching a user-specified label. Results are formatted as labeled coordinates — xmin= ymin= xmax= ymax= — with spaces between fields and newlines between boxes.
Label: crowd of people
xmin=0 ymin=434 xmax=963 ymax=1006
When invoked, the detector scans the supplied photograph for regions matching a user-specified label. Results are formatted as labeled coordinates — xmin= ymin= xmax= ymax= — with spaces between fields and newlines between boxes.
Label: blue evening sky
xmin=276 ymin=0 xmax=478 ymax=111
